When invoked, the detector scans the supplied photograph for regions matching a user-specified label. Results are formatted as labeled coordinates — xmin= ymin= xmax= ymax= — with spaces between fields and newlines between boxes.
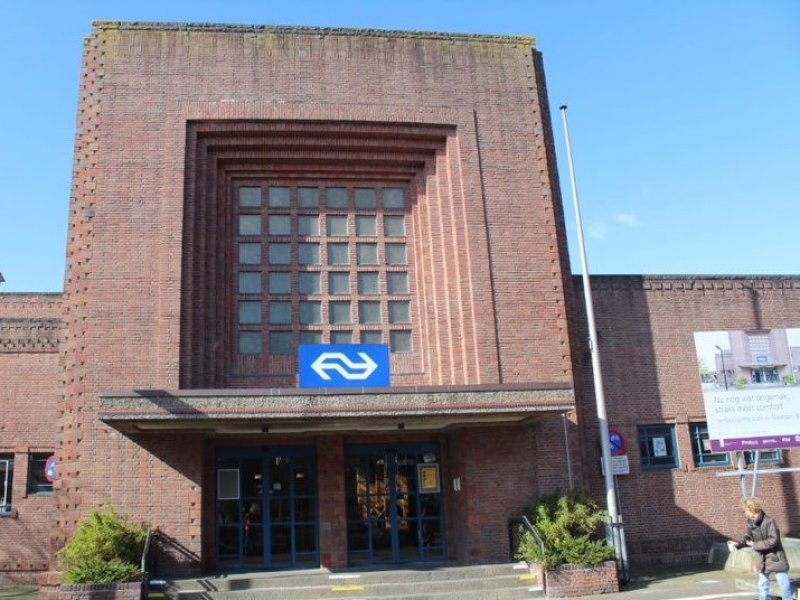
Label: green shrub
xmin=733 ymin=376 xmax=748 ymax=389
xmin=59 ymin=508 xmax=148 ymax=584
xmin=515 ymin=488 xmax=615 ymax=570
xmin=783 ymin=375 xmax=796 ymax=386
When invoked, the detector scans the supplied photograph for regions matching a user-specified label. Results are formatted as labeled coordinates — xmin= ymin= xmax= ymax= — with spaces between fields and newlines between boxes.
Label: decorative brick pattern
xmin=545 ymin=561 xmax=619 ymax=597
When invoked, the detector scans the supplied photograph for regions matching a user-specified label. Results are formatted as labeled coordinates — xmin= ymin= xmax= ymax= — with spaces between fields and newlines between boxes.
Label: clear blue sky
xmin=1 ymin=1 xmax=798 ymax=292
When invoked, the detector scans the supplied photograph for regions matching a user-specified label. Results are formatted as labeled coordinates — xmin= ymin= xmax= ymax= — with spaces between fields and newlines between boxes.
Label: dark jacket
xmin=735 ymin=511 xmax=790 ymax=573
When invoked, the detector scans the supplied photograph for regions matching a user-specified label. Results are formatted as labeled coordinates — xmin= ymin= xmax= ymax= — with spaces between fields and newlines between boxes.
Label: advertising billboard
xmin=694 ymin=328 xmax=800 ymax=451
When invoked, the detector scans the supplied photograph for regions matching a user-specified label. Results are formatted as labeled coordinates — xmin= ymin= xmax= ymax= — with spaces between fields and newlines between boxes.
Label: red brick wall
xmin=571 ymin=276 xmax=800 ymax=565
xmin=0 ymin=294 xmax=62 ymax=583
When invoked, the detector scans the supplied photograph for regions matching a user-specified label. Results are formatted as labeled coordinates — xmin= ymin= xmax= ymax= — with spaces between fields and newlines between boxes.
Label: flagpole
xmin=559 ymin=105 xmax=627 ymax=577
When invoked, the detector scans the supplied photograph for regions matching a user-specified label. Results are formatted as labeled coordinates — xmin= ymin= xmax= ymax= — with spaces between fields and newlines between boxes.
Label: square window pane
xmin=331 ymin=331 xmax=352 ymax=344
xmin=298 ymin=215 xmax=319 ymax=236
xmin=299 ymin=272 xmax=320 ymax=295
xmin=269 ymin=272 xmax=291 ymax=294
xmin=299 ymin=331 xmax=322 ymax=345
xmin=239 ymin=215 xmax=261 ymax=236
xmin=359 ymin=301 xmax=381 ymax=324
xmin=239 ymin=243 xmax=262 ymax=265
xmin=357 ymin=243 xmax=378 ymax=265
xmin=269 ymin=301 xmax=292 ymax=324
xmin=354 ymin=188 xmax=376 ymax=209
xmin=27 ymin=453 xmax=53 ymax=495
xmin=269 ymin=331 xmax=293 ymax=355
xmin=239 ymin=301 xmax=262 ymax=325
xmin=384 ymin=215 xmax=405 ymax=237
xmin=326 ymin=187 xmax=348 ymax=209
xmin=382 ymin=188 xmax=405 ymax=210
xmin=269 ymin=243 xmax=291 ymax=265
xmin=358 ymin=273 xmax=379 ymax=295
xmin=390 ymin=331 xmax=412 ymax=353
xmin=356 ymin=215 xmax=377 ymax=236
xmin=329 ymin=301 xmax=351 ymax=325
xmin=239 ymin=187 xmax=261 ymax=208
xmin=298 ymin=187 xmax=319 ymax=208
xmin=298 ymin=243 xmax=320 ymax=265
xmin=239 ymin=272 xmax=262 ymax=294
xmin=269 ymin=215 xmax=291 ymax=235
xmin=239 ymin=331 xmax=262 ymax=354
xmin=327 ymin=215 xmax=348 ymax=236
xmin=386 ymin=244 xmax=407 ymax=265
xmin=268 ymin=187 xmax=290 ymax=208
xmin=387 ymin=272 xmax=408 ymax=294
xmin=328 ymin=243 xmax=349 ymax=265
xmin=329 ymin=272 xmax=350 ymax=295
xmin=299 ymin=301 xmax=322 ymax=325
xmin=388 ymin=301 xmax=410 ymax=324
xmin=361 ymin=331 xmax=383 ymax=344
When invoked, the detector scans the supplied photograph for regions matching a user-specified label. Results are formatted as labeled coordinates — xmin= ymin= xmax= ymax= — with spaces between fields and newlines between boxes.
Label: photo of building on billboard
xmin=694 ymin=328 xmax=800 ymax=452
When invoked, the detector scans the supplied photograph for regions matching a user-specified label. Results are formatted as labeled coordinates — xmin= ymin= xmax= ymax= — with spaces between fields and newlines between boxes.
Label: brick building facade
xmin=0 ymin=22 xmax=798 ymax=584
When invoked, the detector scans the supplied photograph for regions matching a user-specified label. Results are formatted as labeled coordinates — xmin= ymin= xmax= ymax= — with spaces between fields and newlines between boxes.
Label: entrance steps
xmin=155 ymin=562 xmax=543 ymax=600
xmin=708 ymin=537 xmax=800 ymax=599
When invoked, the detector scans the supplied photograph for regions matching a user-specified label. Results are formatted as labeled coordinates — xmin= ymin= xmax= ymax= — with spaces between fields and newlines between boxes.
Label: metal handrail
xmin=519 ymin=515 xmax=546 ymax=554
xmin=141 ymin=528 xmax=153 ymax=575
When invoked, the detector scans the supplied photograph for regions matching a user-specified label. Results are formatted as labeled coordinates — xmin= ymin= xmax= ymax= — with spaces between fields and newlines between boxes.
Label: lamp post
xmin=715 ymin=344 xmax=729 ymax=390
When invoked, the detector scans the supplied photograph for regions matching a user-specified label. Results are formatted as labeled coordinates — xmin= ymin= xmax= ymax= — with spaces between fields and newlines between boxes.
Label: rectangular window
xmin=297 ymin=215 xmax=319 ymax=236
xmin=354 ymin=188 xmax=376 ymax=209
xmin=269 ymin=215 xmax=291 ymax=236
xmin=382 ymin=188 xmax=405 ymax=210
xmin=328 ymin=272 xmax=350 ymax=295
xmin=390 ymin=331 xmax=412 ymax=353
xmin=384 ymin=215 xmax=405 ymax=237
xmin=268 ymin=187 xmax=290 ymax=208
xmin=298 ymin=243 xmax=320 ymax=266
xmin=239 ymin=215 xmax=262 ymax=236
xmin=326 ymin=187 xmax=348 ymax=209
xmin=745 ymin=450 xmax=782 ymax=465
xmin=239 ymin=243 xmax=262 ymax=265
xmin=327 ymin=243 xmax=349 ymax=266
xmin=269 ymin=331 xmax=293 ymax=355
xmin=359 ymin=301 xmax=381 ymax=324
xmin=357 ymin=243 xmax=378 ymax=265
xmin=238 ymin=272 xmax=262 ymax=295
xmin=329 ymin=301 xmax=351 ymax=325
xmin=690 ymin=423 xmax=730 ymax=467
xmin=269 ymin=301 xmax=292 ymax=325
xmin=268 ymin=243 xmax=291 ymax=265
xmin=387 ymin=272 xmax=409 ymax=295
xmin=27 ymin=453 xmax=53 ymax=495
xmin=298 ymin=272 xmax=320 ymax=295
xmin=0 ymin=455 xmax=13 ymax=513
xmin=385 ymin=244 xmax=407 ymax=265
xmin=297 ymin=187 xmax=319 ymax=208
xmin=358 ymin=272 xmax=379 ymax=295
xmin=327 ymin=215 xmax=348 ymax=236
xmin=299 ymin=301 xmax=322 ymax=325
xmin=388 ymin=301 xmax=410 ymax=324
xmin=239 ymin=331 xmax=262 ymax=355
xmin=356 ymin=215 xmax=377 ymax=236
xmin=331 ymin=331 xmax=352 ymax=344
xmin=239 ymin=187 xmax=261 ymax=208
xmin=638 ymin=424 xmax=678 ymax=470
xmin=269 ymin=272 xmax=291 ymax=295
xmin=238 ymin=301 xmax=262 ymax=325
xmin=299 ymin=331 xmax=322 ymax=345
xmin=361 ymin=331 xmax=383 ymax=345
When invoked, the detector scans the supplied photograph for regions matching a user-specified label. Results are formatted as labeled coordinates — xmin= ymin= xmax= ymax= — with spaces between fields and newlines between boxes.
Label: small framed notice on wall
xmin=418 ymin=463 xmax=440 ymax=493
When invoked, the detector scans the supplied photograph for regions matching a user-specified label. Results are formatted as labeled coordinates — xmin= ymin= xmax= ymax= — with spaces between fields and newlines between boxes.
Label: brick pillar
xmin=317 ymin=436 xmax=346 ymax=568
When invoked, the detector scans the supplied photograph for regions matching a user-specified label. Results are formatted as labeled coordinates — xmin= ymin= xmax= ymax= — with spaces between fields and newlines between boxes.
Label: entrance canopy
xmin=98 ymin=384 xmax=574 ymax=436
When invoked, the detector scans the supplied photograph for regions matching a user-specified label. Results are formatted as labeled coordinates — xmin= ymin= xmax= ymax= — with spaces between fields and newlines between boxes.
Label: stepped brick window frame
xmin=638 ymin=424 xmax=678 ymax=471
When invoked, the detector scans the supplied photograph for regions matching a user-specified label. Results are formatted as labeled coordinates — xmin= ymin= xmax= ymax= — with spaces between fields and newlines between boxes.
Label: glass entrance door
xmin=345 ymin=444 xmax=445 ymax=566
xmin=216 ymin=447 xmax=318 ymax=570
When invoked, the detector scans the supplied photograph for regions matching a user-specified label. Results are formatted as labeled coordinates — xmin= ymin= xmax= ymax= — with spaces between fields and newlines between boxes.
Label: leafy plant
xmin=59 ymin=508 xmax=148 ymax=584
xmin=783 ymin=375 xmax=796 ymax=386
xmin=733 ymin=376 xmax=748 ymax=389
xmin=515 ymin=488 xmax=615 ymax=570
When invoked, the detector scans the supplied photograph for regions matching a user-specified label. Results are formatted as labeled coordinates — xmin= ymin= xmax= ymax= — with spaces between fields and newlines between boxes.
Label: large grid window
xmin=638 ymin=425 xmax=678 ymax=471
xmin=235 ymin=184 xmax=413 ymax=357
xmin=1 ymin=454 xmax=13 ymax=513
xmin=690 ymin=423 xmax=730 ymax=467
xmin=745 ymin=450 xmax=782 ymax=465
xmin=27 ymin=453 xmax=53 ymax=495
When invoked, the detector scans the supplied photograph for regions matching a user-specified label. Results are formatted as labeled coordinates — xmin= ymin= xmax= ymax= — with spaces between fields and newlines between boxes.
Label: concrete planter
xmin=545 ymin=561 xmax=619 ymax=597
xmin=58 ymin=581 xmax=143 ymax=600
